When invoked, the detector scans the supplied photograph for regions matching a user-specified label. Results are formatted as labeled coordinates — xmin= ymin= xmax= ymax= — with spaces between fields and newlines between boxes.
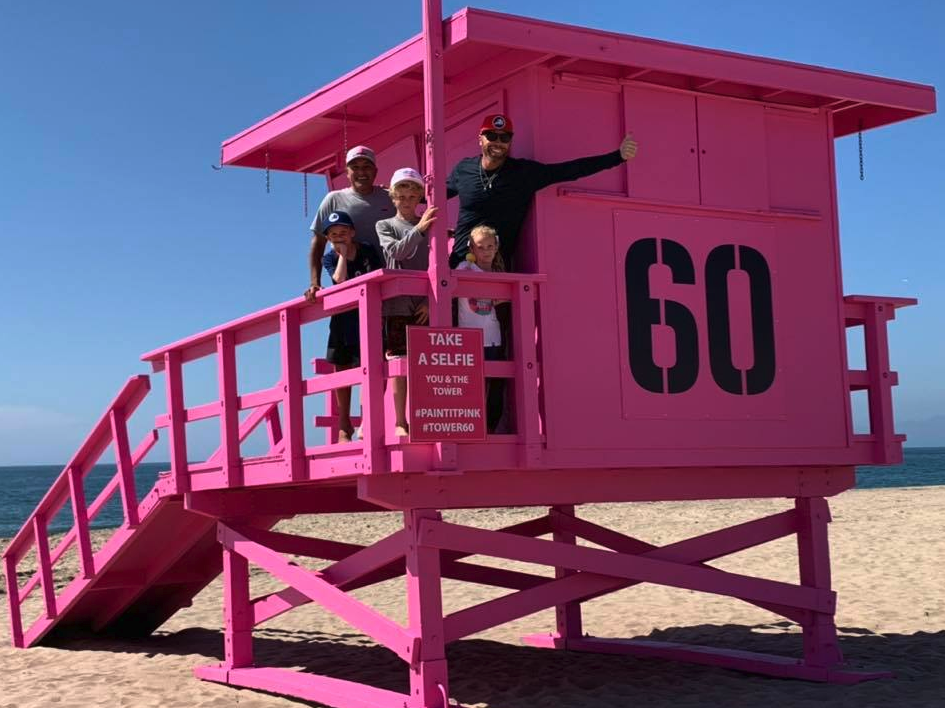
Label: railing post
xmin=164 ymin=350 xmax=189 ymax=494
xmin=512 ymin=281 xmax=542 ymax=466
xmin=217 ymin=331 xmax=242 ymax=487
xmin=358 ymin=283 xmax=386 ymax=474
xmin=32 ymin=516 xmax=57 ymax=620
xmin=280 ymin=307 xmax=305 ymax=482
xmin=67 ymin=466 xmax=95 ymax=578
xmin=862 ymin=303 xmax=896 ymax=463
xmin=4 ymin=554 xmax=24 ymax=647
xmin=110 ymin=409 xmax=140 ymax=527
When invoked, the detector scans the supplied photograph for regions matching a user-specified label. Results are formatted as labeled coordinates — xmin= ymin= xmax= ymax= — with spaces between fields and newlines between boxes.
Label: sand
xmin=1 ymin=486 xmax=943 ymax=708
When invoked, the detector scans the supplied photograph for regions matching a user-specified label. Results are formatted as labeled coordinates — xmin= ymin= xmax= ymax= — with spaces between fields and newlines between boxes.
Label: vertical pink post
xmin=863 ymin=304 xmax=895 ymax=463
xmin=280 ymin=308 xmax=305 ymax=482
xmin=222 ymin=546 xmax=254 ymax=669
xmin=405 ymin=509 xmax=448 ymax=708
xmin=217 ymin=331 xmax=242 ymax=486
xmin=422 ymin=0 xmax=452 ymax=328
xmin=359 ymin=283 xmax=386 ymax=473
xmin=4 ymin=554 xmax=24 ymax=647
xmin=32 ymin=516 xmax=57 ymax=620
xmin=320 ymin=360 xmax=342 ymax=446
xmin=551 ymin=504 xmax=583 ymax=644
xmin=513 ymin=281 xmax=542 ymax=465
xmin=164 ymin=350 xmax=189 ymax=494
xmin=67 ymin=466 xmax=95 ymax=578
xmin=795 ymin=497 xmax=842 ymax=668
xmin=110 ymin=409 xmax=140 ymax=528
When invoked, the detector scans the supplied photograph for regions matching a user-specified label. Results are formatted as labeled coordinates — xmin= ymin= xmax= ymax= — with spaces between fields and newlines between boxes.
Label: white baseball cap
xmin=345 ymin=145 xmax=376 ymax=165
xmin=390 ymin=167 xmax=425 ymax=189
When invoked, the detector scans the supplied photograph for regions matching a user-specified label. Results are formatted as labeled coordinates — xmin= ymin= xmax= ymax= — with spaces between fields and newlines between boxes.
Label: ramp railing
xmin=2 ymin=376 xmax=157 ymax=647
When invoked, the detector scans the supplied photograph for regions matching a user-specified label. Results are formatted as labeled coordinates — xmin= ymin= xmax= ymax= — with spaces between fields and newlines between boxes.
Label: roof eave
xmin=220 ymin=8 xmax=471 ymax=167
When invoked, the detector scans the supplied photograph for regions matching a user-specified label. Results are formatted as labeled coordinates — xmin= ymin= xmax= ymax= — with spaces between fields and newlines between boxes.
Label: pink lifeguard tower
xmin=3 ymin=4 xmax=936 ymax=707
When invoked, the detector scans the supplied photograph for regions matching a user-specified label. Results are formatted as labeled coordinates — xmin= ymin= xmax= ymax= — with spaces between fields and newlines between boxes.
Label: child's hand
xmin=417 ymin=206 xmax=438 ymax=233
xmin=332 ymin=241 xmax=349 ymax=259
xmin=414 ymin=303 xmax=430 ymax=325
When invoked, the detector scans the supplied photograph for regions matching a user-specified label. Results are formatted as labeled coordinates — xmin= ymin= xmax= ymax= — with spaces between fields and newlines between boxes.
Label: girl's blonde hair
xmin=469 ymin=224 xmax=504 ymax=272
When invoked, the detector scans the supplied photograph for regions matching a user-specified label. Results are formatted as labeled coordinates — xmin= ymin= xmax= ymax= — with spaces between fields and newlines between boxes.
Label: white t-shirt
xmin=456 ymin=261 xmax=501 ymax=347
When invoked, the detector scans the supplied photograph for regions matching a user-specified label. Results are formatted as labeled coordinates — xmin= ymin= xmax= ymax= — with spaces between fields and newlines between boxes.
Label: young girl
xmin=455 ymin=224 xmax=505 ymax=432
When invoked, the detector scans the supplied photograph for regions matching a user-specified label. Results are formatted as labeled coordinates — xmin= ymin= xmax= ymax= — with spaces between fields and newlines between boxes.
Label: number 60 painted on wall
xmin=625 ymin=238 xmax=776 ymax=396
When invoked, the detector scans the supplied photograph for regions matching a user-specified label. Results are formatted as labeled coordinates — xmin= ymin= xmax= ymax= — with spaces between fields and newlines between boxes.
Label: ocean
xmin=1 ymin=449 xmax=943 ymax=539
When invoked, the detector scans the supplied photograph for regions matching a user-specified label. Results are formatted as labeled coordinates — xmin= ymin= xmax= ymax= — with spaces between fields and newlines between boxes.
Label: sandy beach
xmin=1 ymin=486 xmax=943 ymax=708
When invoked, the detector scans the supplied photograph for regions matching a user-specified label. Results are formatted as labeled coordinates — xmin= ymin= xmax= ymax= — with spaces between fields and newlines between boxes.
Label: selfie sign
xmin=407 ymin=326 xmax=486 ymax=441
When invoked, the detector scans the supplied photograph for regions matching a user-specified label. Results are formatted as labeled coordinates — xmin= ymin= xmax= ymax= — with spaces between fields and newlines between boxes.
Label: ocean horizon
xmin=1 ymin=447 xmax=943 ymax=539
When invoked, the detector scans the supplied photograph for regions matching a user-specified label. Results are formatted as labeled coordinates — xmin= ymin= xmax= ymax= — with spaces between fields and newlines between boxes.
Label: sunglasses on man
xmin=481 ymin=130 xmax=513 ymax=143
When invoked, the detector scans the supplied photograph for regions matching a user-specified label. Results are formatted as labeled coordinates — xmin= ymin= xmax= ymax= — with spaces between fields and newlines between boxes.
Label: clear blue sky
xmin=1 ymin=1 xmax=942 ymax=465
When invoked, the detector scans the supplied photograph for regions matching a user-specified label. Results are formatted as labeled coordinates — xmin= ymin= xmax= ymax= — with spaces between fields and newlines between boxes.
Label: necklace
xmin=478 ymin=161 xmax=500 ymax=191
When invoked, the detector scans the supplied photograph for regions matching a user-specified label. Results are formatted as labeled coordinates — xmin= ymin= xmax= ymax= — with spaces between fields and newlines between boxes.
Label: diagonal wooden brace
xmin=422 ymin=519 xmax=835 ymax=614
xmin=218 ymin=523 xmax=419 ymax=663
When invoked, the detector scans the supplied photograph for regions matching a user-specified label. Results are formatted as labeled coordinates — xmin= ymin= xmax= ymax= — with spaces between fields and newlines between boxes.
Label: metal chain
xmin=343 ymin=104 xmax=348 ymax=154
xmin=858 ymin=119 xmax=865 ymax=181
xmin=303 ymin=173 xmax=308 ymax=218
xmin=265 ymin=148 xmax=271 ymax=194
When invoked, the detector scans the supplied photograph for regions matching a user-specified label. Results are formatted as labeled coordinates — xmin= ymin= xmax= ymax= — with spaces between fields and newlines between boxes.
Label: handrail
xmin=141 ymin=269 xmax=544 ymax=372
xmin=2 ymin=376 xmax=151 ymax=564
xmin=2 ymin=375 xmax=157 ymax=648
xmin=139 ymin=268 xmax=545 ymax=478
xmin=843 ymin=294 xmax=916 ymax=463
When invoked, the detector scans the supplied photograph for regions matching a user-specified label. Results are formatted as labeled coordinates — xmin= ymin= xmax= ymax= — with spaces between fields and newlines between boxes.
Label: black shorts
xmin=384 ymin=315 xmax=414 ymax=358
xmin=326 ymin=325 xmax=360 ymax=367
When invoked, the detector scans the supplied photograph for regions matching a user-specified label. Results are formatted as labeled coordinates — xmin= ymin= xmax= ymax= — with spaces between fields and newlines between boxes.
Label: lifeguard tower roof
xmin=221 ymin=6 xmax=935 ymax=172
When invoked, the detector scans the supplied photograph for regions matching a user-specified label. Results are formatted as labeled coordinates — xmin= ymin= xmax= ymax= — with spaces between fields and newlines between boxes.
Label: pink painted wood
xmin=163 ymin=351 xmax=189 ymax=494
xmin=550 ymin=505 xmax=583 ymax=645
xmin=32 ymin=516 xmax=56 ymax=620
xmin=216 ymin=330 xmax=242 ymax=487
xmin=219 ymin=523 xmax=418 ymax=662
xmin=357 ymin=283 xmax=386 ymax=474
xmin=109 ymin=409 xmax=139 ymax=527
xmin=279 ymin=307 xmax=305 ymax=482
xmin=67 ymin=466 xmax=94 ymax=579
xmin=222 ymin=548 xmax=253 ymax=669
xmin=405 ymin=509 xmax=448 ymax=708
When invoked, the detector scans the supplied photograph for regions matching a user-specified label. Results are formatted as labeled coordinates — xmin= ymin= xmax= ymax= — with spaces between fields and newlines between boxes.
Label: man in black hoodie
xmin=447 ymin=113 xmax=638 ymax=269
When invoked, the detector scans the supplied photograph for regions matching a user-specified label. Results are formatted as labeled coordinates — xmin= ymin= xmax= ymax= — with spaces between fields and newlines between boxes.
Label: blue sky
xmin=0 ymin=0 xmax=942 ymax=465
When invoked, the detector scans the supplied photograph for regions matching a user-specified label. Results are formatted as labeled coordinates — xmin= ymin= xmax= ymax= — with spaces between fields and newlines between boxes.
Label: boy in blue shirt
xmin=321 ymin=210 xmax=384 ymax=443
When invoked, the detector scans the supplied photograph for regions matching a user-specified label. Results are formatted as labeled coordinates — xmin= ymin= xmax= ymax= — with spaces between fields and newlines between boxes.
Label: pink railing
xmin=138 ymin=268 xmax=544 ymax=485
xmin=843 ymin=294 xmax=917 ymax=463
xmin=2 ymin=376 xmax=157 ymax=647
